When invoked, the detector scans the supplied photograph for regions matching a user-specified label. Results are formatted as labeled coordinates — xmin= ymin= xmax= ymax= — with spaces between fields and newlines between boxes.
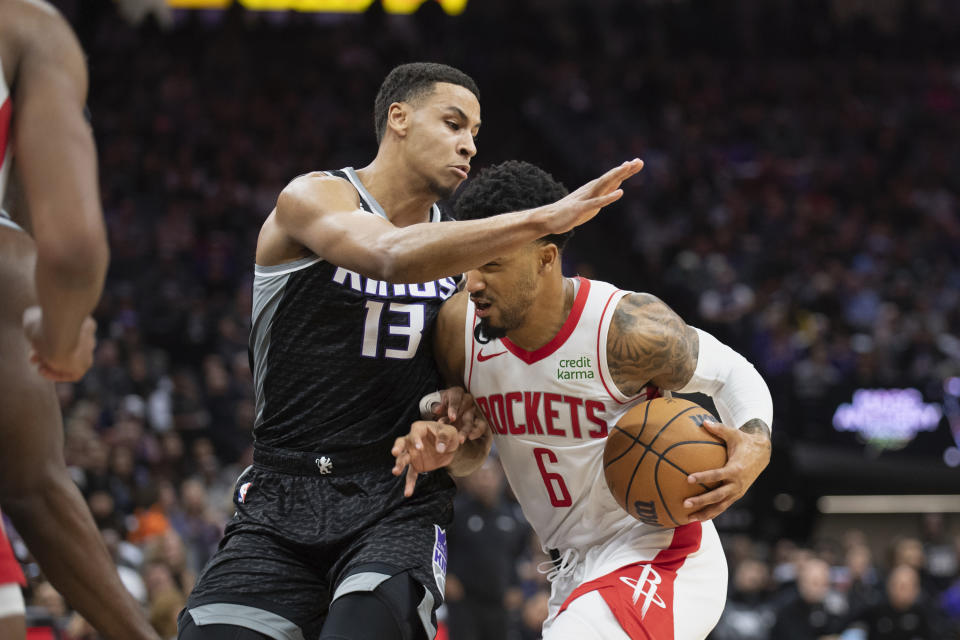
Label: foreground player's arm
xmin=433 ymin=291 xmax=492 ymax=475
xmin=275 ymin=160 xmax=643 ymax=283
xmin=607 ymin=293 xmax=772 ymax=521
xmin=391 ymin=293 xmax=491 ymax=495
xmin=12 ymin=2 xmax=107 ymax=379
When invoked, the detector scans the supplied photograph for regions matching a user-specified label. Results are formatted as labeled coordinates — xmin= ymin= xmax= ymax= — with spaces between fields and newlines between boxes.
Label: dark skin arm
xmin=607 ymin=293 xmax=771 ymax=522
xmin=391 ymin=291 xmax=492 ymax=495
xmin=3 ymin=0 xmax=107 ymax=382
xmin=0 ymin=233 xmax=159 ymax=640
xmin=0 ymin=2 xmax=157 ymax=637
xmin=431 ymin=290 xmax=492 ymax=475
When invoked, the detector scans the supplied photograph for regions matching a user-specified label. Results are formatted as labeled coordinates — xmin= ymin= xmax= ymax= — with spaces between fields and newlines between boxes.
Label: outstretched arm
xmin=276 ymin=160 xmax=643 ymax=283
xmin=607 ymin=293 xmax=772 ymax=521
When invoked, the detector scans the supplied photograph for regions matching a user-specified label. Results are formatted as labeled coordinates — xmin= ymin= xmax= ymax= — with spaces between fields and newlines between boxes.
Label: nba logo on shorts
xmin=432 ymin=525 xmax=447 ymax=594
xmin=238 ymin=482 xmax=252 ymax=503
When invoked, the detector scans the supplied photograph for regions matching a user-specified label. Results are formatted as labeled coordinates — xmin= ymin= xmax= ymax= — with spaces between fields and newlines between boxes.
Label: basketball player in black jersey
xmin=178 ymin=62 xmax=644 ymax=640
xmin=0 ymin=2 xmax=160 ymax=639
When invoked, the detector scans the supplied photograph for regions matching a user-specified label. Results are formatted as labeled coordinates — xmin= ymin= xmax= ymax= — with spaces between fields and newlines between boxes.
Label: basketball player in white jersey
xmin=0 ymin=1 xmax=159 ymax=638
xmin=393 ymin=160 xmax=773 ymax=639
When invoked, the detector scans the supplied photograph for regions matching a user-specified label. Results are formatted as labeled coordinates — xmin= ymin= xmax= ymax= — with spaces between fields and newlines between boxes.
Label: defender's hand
xmin=392 ymin=421 xmax=465 ymax=497
xmin=427 ymin=387 xmax=489 ymax=441
xmin=23 ymin=307 xmax=97 ymax=382
xmin=682 ymin=420 xmax=771 ymax=522
xmin=542 ymin=159 xmax=644 ymax=235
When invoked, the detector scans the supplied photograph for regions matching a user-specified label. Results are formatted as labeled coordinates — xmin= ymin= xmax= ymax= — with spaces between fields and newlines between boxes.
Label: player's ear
xmin=386 ymin=102 xmax=411 ymax=138
xmin=538 ymin=243 xmax=559 ymax=272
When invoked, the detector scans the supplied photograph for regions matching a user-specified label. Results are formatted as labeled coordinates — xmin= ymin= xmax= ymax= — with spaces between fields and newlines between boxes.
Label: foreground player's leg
xmin=0 ymin=583 xmax=25 ymax=640
xmin=544 ymin=591 xmax=629 ymax=640
xmin=178 ymin=617 xmax=273 ymax=639
xmin=319 ymin=572 xmax=427 ymax=640
xmin=0 ymin=230 xmax=158 ymax=640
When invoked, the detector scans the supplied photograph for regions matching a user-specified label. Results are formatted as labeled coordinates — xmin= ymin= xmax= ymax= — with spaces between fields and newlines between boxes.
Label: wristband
xmin=419 ymin=391 xmax=443 ymax=420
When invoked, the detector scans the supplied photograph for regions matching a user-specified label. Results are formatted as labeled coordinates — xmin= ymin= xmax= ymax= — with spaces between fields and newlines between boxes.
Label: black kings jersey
xmin=250 ymin=168 xmax=459 ymax=451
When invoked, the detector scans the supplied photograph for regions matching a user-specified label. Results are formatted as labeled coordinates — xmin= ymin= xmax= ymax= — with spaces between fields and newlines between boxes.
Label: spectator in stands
xmin=711 ymin=557 xmax=776 ymax=640
xmin=846 ymin=564 xmax=937 ymax=640
xmin=770 ymin=557 xmax=847 ymax=640
xmin=840 ymin=543 xmax=885 ymax=620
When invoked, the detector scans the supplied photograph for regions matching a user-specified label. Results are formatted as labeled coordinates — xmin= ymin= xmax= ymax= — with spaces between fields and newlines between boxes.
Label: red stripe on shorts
xmin=557 ymin=522 xmax=702 ymax=639
xmin=0 ymin=511 xmax=26 ymax=586
xmin=0 ymin=98 xmax=11 ymax=161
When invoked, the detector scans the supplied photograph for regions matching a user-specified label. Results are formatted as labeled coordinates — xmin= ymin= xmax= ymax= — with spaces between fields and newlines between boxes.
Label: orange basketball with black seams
xmin=603 ymin=397 xmax=727 ymax=528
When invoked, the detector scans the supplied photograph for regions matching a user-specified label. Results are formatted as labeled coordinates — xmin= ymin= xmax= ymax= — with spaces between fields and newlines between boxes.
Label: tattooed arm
xmin=606 ymin=293 xmax=700 ymax=395
xmin=607 ymin=293 xmax=772 ymax=521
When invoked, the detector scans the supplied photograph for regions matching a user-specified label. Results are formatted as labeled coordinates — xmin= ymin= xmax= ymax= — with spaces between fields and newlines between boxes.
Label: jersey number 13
xmin=361 ymin=301 xmax=424 ymax=360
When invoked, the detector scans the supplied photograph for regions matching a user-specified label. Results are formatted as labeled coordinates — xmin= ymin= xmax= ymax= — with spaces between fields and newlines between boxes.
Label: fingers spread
xmin=467 ymin=417 xmax=488 ymax=440
xmin=453 ymin=391 xmax=474 ymax=423
xmin=443 ymin=387 xmax=465 ymax=422
xmin=434 ymin=422 xmax=462 ymax=453
xmin=404 ymin=465 xmax=418 ymax=497
xmin=701 ymin=420 xmax=737 ymax=441
xmin=684 ymin=484 xmax=733 ymax=511
xmin=687 ymin=465 xmax=729 ymax=487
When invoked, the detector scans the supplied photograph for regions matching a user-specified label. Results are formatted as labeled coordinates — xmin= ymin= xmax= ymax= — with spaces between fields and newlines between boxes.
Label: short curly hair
xmin=453 ymin=160 xmax=573 ymax=251
xmin=374 ymin=62 xmax=480 ymax=143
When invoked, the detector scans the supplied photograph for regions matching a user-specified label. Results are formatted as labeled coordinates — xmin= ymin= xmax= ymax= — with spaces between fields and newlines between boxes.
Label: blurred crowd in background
xmin=6 ymin=0 xmax=960 ymax=637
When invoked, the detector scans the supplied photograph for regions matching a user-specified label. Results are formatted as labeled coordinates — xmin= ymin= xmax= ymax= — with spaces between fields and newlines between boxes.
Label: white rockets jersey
xmin=464 ymin=277 xmax=661 ymax=551
xmin=0 ymin=54 xmax=12 ymax=208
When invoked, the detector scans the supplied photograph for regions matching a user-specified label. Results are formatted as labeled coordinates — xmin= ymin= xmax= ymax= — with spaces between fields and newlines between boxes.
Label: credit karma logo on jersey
xmin=557 ymin=356 xmax=594 ymax=381
xmin=833 ymin=388 xmax=943 ymax=452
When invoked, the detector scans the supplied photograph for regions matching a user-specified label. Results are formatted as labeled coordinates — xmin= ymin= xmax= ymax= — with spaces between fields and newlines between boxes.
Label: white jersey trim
xmin=342 ymin=167 xmax=442 ymax=223
xmin=0 ymin=210 xmax=22 ymax=232
xmin=254 ymin=256 xmax=322 ymax=277
xmin=0 ymin=583 xmax=24 ymax=618
xmin=464 ymin=298 xmax=477 ymax=388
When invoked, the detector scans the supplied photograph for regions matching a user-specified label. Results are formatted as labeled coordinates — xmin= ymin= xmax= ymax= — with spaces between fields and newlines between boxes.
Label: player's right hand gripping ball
xmin=603 ymin=397 xmax=727 ymax=528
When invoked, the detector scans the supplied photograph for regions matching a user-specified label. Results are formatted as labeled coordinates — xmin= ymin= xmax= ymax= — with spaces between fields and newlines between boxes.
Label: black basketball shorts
xmin=180 ymin=445 xmax=455 ymax=640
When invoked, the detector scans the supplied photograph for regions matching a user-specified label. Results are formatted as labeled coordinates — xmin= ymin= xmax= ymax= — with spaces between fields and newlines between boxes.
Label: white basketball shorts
xmin=542 ymin=521 xmax=727 ymax=640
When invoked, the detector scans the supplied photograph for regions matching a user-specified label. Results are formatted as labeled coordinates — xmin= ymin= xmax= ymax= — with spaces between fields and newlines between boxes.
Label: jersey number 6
xmin=533 ymin=447 xmax=573 ymax=507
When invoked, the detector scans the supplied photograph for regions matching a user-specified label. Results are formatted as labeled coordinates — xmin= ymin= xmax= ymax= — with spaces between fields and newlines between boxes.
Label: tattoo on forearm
xmin=607 ymin=294 xmax=698 ymax=396
xmin=739 ymin=419 xmax=771 ymax=440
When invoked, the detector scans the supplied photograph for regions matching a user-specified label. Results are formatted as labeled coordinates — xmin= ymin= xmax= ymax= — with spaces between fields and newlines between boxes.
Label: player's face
xmin=465 ymin=245 xmax=541 ymax=339
xmin=405 ymin=83 xmax=481 ymax=198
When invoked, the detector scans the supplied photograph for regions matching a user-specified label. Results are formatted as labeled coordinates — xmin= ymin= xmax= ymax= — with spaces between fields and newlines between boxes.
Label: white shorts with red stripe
xmin=0 ymin=511 xmax=25 ymax=588
xmin=542 ymin=521 xmax=727 ymax=640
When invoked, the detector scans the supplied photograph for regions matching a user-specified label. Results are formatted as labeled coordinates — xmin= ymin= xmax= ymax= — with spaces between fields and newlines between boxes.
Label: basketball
xmin=603 ymin=397 xmax=727 ymax=528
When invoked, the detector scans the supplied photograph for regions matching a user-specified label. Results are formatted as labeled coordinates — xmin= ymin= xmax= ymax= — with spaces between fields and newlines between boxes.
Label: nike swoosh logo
xmin=477 ymin=350 xmax=507 ymax=362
